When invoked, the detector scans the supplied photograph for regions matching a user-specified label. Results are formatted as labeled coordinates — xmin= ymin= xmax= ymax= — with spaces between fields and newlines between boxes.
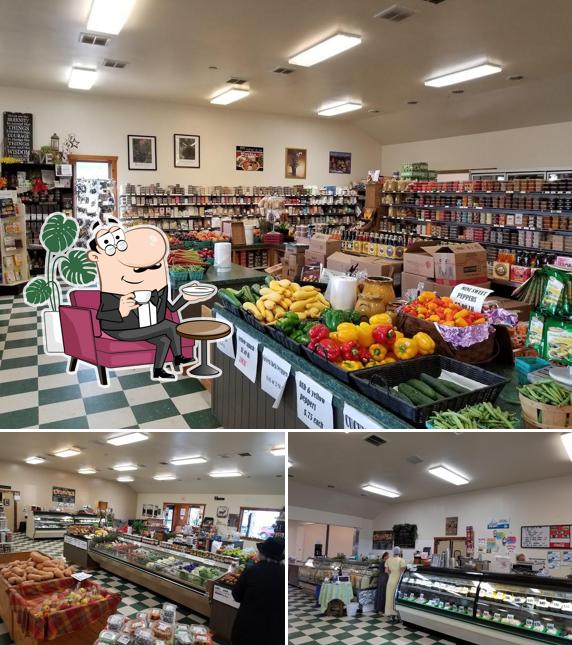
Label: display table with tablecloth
xmin=318 ymin=582 xmax=354 ymax=613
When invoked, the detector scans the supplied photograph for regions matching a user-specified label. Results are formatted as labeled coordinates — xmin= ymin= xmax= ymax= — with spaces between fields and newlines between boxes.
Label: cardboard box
xmin=402 ymin=241 xmax=442 ymax=278
xmin=308 ymin=233 xmax=341 ymax=257
xmin=434 ymin=243 xmax=487 ymax=285
xmin=222 ymin=221 xmax=246 ymax=244
xmin=305 ymin=249 xmax=327 ymax=266
xmin=365 ymin=184 xmax=383 ymax=208
xmin=401 ymin=272 xmax=491 ymax=299
xmin=326 ymin=252 xmax=402 ymax=282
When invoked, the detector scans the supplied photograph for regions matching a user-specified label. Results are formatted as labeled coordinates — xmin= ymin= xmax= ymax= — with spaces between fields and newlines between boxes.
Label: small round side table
xmin=176 ymin=319 xmax=232 ymax=377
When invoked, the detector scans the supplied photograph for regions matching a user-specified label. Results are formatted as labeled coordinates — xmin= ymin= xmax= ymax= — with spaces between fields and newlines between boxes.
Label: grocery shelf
xmin=381 ymin=190 xmax=572 ymax=197
xmin=400 ymin=216 xmax=572 ymax=234
xmin=387 ymin=203 xmax=572 ymax=217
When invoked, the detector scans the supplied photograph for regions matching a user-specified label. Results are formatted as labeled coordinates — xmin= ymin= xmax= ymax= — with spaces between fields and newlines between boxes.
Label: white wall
xmin=0 ymin=460 xmax=138 ymax=523
xmin=370 ymin=474 xmax=572 ymax=578
xmin=0 ymin=85 xmax=380 ymax=188
xmin=381 ymin=120 xmax=572 ymax=175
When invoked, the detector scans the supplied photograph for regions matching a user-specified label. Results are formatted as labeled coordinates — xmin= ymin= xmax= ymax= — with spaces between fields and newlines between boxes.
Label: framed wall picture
xmin=236 ymin=146 xmax=263 ymax=171
xmin=329 ymin=151 xmax=352 ymax=174
xmin=128 ymin=135 xmax=157 ymax=171
xmin=372 ymin=530 xmax=393 ymax=550
xmin=445 ymin=516 xmax=458 ymax=536
xmin=52 ymin=486 xmax=75 ymax=504
xmin=174 ymin=134 xmax=200 ymax=168
xmin=285 ymin=147 xmax=307 ymax=179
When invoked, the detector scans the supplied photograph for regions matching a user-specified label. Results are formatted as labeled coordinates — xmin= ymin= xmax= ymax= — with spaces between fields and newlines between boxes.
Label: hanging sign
xmin=295 ymin=372 xmax=333 ymax=429
xmin=215 ymin=311 xmax=235 ymax=359
xmin=261 ymin=348 xmax=291 ymax=408
xmin=234 ymin=329 xmax=259 ymax=382
xmin=52 ymin=486 xmax=75 ymax=504
xmin=343 ymin=404 xmax=382 ymax=429
xmin=450 ymin=283 xmax=494 ymax=312
xmin=3 ymin=112 xmax=33 ymax=161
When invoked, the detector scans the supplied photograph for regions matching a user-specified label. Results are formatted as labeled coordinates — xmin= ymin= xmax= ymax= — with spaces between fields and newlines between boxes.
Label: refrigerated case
xmin=26 ymin=511 xmax=74 ymax=539
xmin=298 ymin=557 xmax=379 ymax=596
xmin=396 ymin=566 xmax=572 ymax=644
xmin=89 ymin=536 xmax=230 ymax=617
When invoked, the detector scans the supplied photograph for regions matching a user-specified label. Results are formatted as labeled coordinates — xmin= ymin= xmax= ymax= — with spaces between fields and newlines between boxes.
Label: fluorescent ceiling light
xmin=113 ymin=463 xmax=138 ymax=472
xmin=289 ymin=33 xmax=362 ymax=67
xmin=25 ymin=457 xmax=45 ymax=465
xmin=318 ymin=102 xmax=362 ymax=117
xmin=54 ymin=448 xmax=81 ymax=458
xmin=424 ymin=63 xmax=502 ymax=88
xmin=169 ymin=456 xmax=207 ymax=466
xmin=153 ymin=474 xmax=176 ymax=481
xmin=209 ymin=471 xmax=242 ymax=478
xmin=117 ymin=476 xmax=134 ymax=483
xmin=68 ymin=67 xmax=97 ymax=90
xmin=106 ymin=432 xmax=148 ymax=447
xmin=210 ymin=88 xmax=250 ymax=105
xmin=78 ymin=467 xmax=97 ymax=475
xmin=561 ymin=433 xmax=572 ymax=461
xmin=428 ymin=465 xmax=469 ymax=486
xmin=87 ymin=0 xmax=136 ymax=35
xmin=270 ymin=446 xmax=286 ymax=457
xmin=361 ymin=483 xmax=400 ymax=498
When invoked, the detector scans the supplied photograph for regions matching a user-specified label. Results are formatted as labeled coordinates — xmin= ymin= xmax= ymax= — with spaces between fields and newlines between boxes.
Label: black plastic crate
xmin=218 ymin=295 xmax=242 ymax=318
xmin=241 ymin=310 xmax=268 ymax=336
xmin=302 ymin=346 xmax=370 ymax=385
xmin=266 ymin=324 xmax=303 ymax=356
xmin=349 ymin=355 xmax=509 ymax=427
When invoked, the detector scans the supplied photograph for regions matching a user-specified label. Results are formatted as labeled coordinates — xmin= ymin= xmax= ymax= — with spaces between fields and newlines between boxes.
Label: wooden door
xmin=434 ymin=537 xmax=451 ymax=555
xmin=0 ymin=491 xmax=16 ymax=532
xmin=434 ymin=537 xmax=467 ymax=557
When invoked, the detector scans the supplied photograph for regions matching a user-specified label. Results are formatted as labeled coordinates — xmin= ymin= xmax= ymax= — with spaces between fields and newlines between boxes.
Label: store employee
xmin=87 ymin=220 xmax=210 ymax=382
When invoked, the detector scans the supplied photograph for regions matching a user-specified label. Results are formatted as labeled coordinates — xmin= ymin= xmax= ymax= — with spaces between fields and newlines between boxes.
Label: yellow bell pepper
xmin=338 ymin=360 xmax=362 ymax=371
xmin=394 ymin=337 xmax=419 ymax=360
xmin=427 ymin=314 xmax=440 ymax=322
xmin=394 ymin=330 xmax=404 ymax=342
xmin=455 ymin=318 xmax=469 ymax=327
xmin=336 ymin=322 xmax=359 ymax=343
xmin=379 ymin=356 xmax=396 ymax=365
xmin=369 ymin=343 xmax=388 ymax=362
xmin=454 ymin=309 xmax=470 ymax=320
xmin=413 ymin=332 xmax=436 ymax=355
xmin=369 ymin=313 xmax=392 ymax=326
xmin=418 ymin=291 xmax=436 ymax=303
xmin=329 ymin=332 xmax=340 ymax=342
xmin=356 ymin=322 xmax=374 ymax=347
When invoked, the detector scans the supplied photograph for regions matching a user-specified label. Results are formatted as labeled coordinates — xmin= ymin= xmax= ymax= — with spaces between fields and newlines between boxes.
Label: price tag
xmin=234 ymin=329 xmax=259 ymax=383
xmin=343 ymin=404 xmax=382 ymax=430
xmin=215 ymin=311 xmax=235 ymax=358
xmin=71 ymin=571 xmax=92 ymax=582
xmin=450 ymin=284 xmax=494 ymax=312
xmin=295 ymin=372 xmax=334 ymax=429
xmin=261 ymin=348 xmax=291 ymax=408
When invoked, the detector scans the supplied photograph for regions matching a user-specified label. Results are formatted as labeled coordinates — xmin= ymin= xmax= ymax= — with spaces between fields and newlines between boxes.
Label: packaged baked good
xmin=117 ymin=635 xmax=132 ymax=645
xmin=161 ymin=602 xmax=177 ymax=623
xmin=152 ymin=621 xmax=173 ymax=641
xmin=107 ymin=614 xmax=126 ymax=631
xmin=175 ymin=634 xmax=192 ymax=645
xmin=98 ymin=631 xmax=118 ymax=644
xmin=134 ymin=628 xmax=154 ymax=645
xmin=148 ymin=608 xmax=162 ymax=621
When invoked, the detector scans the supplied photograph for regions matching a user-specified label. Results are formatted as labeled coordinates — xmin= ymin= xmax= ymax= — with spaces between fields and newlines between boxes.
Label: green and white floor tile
xmin=0 ymin=294 xmax=220 ymax=429
xmin=288 ymin=587 xmax=461 ymax=645
xmin=0 ymin=534 xmax=223 ymax=645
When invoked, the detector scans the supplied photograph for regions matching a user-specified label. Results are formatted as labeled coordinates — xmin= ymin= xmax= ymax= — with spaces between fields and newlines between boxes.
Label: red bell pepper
xmin=309 ymin=323 xmax=330 ymax=343
xmin=372 ymin=324 xmax=396 ymax=347
xmin=315 ymin=338 xmax=342 ymax=363
xmin=358 ymin=346 xmax=372 ymax=364
xmin=341 ymin=340 xmax=361 ymax=361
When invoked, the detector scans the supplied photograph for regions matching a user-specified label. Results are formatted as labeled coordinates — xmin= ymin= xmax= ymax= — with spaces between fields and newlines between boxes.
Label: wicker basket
xmin=519 ymin=393 xmax=572 ymax=429
xmin=396 ymin=311 xmax=497 ymax=364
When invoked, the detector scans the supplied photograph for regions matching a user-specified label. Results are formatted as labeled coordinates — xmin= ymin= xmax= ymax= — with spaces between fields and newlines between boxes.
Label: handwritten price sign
xmin=261 ymin=348 xmax=291 ymax=408
xmin=234 ymin=329 xmax=259 ymax=382
xmin=295 ymin=372 xmax=333 ymax=429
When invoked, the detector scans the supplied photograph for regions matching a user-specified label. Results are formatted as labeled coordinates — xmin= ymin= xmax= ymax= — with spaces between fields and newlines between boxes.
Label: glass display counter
xmin=25 ymin=511 xmax=74 ymax=539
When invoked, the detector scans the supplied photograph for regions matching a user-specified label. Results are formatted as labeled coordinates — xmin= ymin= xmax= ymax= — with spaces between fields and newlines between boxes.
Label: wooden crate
xmin=0 ymin=550 xmax=34 ymax=637
xmin=11 ymin=612 xmax=110 ymax=645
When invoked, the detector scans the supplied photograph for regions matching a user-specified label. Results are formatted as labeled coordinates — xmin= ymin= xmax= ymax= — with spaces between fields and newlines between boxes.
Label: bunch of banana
xmin=242 ymin=279 xmax=329 ymax=323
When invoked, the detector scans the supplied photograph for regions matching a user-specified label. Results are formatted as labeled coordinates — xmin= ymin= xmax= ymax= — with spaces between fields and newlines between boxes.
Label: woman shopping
xmin=385 ymin=546 xmax=407 ymax=623
xmin=231 ymin=536 xmax=285 ymax=645
xmin=375 ymin=551 xmax=390 ymax=614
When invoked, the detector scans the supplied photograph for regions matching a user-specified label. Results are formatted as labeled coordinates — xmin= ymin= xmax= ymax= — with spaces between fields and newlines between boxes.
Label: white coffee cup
xmin=134 ymin=290 xmax=152 ymax=304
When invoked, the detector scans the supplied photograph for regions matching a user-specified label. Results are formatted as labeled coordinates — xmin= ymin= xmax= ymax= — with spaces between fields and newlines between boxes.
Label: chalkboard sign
xmin=372 ymin=530 xmax=393 ymax=550
xmin=52 ymin=486 xmax=75 ymax=504
xmin=393 ymin=523 xmax=417 ymax=549
xmin=3 ymin=112 xmax=33 ymax=161
xmin=521 ymin=524 xmax=571 ymax=549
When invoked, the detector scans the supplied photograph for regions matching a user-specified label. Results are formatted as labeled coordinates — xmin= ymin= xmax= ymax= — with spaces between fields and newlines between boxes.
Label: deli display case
xmin=25 ymin=511 xmax=74 ymax=539
xmin=88 ymin=536 xmax=230 ymax=617
xmin=396 ymin=566 xmax=572 ymax=644
xmin=298 ymin=557 xmax=379 ymax=596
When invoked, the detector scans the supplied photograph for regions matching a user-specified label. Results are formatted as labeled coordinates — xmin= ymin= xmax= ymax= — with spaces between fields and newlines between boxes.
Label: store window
xmin=239 ymin=507 xmax=280 ymax=539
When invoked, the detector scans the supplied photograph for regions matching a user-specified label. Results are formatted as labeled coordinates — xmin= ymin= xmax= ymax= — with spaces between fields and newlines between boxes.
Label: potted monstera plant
xmin=24 ymin=212 xmax=97 ymax=354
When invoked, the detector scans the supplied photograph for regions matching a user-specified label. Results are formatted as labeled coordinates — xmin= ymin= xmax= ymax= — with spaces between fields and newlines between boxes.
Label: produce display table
xmin=210 ymin=580 xmax=239 ymax=642
xmin=318 ymin=582 xmax=354 ymax=613
xmin=0 ymin=550 xmax=35 ymax=638
xmin=211 ymin=306 xmax=523 ymax=429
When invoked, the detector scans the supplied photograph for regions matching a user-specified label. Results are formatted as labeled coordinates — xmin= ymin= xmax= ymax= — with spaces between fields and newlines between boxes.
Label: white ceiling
xmin=289 ymin=432 xmax=572 ymax=518
xmin=1 ymin=0 xmax=572 ymax=143
xmin=0 ymin=432 xmax=286 ymax=494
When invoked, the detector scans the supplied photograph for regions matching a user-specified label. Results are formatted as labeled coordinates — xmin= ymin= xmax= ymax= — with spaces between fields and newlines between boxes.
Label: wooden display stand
xmin=0 ymin=551 xmax=34 ymax=637
xmin=209 ymin=582 xmax=239 ymax=642
xmin=0 ymin=190 xmax=30 ymax=290
xmin=11 ymin=612 xmax=110 ymax=645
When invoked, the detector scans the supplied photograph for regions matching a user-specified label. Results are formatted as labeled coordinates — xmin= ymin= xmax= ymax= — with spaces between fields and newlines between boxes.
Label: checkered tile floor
xmin=0 ymin=534 xmax=223 ymax=645
xmin=288 ymin=587 xmax=460 ymax=645
xmin=0 ymin=293 xmax=221 ymax=429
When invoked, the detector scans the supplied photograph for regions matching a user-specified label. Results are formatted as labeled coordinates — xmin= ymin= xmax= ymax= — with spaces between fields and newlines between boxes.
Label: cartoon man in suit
xmin=87 ymin=219 xmax=213 ymax=382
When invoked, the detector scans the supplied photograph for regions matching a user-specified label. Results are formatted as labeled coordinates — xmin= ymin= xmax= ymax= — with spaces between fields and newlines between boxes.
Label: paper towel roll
xmin=330 ymin=275 xmax=358 ymax=310
xmin=245 ymin=225 xmax=254 ymax=245
xmin=214 ymin=242 xmax=232 ymax=270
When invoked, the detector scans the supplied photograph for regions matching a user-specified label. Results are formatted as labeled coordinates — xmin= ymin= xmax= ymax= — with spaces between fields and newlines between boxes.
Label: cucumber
xmin=420 ymin=373 xmax=456 ymax=398
xmin=251 ymin=283 xmax=262 ymax=297
xmin=241 ymin=286 xmax=256 ymax=304
xmin=219 ymin=289 xmax=242 ymax=307
xmin=398 ymin=383 xmax=434 ymax=406
xmin=407 ymin=378 xmax=440 ymax=401
xmin=393 ymin=389 xmax=414 ymax=405
xmin=265 ymin=275 xmax=273 ymax=287
xmin=438 ymin=379 xmax=469 ymax=395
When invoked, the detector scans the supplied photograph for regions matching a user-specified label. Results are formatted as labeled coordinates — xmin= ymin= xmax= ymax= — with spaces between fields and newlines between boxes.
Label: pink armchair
xmin=59 ymin=290 xmax=195 ymax=386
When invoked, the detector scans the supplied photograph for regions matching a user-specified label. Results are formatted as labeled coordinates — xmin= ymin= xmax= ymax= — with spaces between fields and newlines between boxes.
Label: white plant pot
xmin=42 ymin=309 xmax=64 ymax=355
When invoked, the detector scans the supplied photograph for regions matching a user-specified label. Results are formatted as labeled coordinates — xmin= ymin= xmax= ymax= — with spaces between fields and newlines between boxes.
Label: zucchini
xmin=398 ymin=383 xmax=433 ymax=406
xmin=251 ymin=283 xmax=262 ymax=297
xmin=439 ymin=379 xmax=469 ymax=395
xmin=407 ymin=378 xmax=440 ymax=401
xmin=265 ymin=275 xmax=273 ymax=287
xmin=219 ymin=289 xmax=241 ymax=307
xmin=241 ymin=286 xmax=256 ymax=304
xmin=420 ymin=373 xmax=456 ymax=398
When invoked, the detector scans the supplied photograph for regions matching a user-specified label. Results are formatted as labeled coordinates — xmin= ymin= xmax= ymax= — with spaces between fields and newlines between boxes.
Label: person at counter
xmin=385 ymin=547 xmax=406 ymax=623
xmin=231 ymin=536 xmax=285 ymax=645
xmin=375 ymin=551 xmax=390 ymax=615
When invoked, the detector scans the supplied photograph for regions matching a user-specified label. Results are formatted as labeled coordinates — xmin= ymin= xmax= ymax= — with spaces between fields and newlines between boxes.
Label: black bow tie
xmin=150 ymin=289 xmax=162 ymax=306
